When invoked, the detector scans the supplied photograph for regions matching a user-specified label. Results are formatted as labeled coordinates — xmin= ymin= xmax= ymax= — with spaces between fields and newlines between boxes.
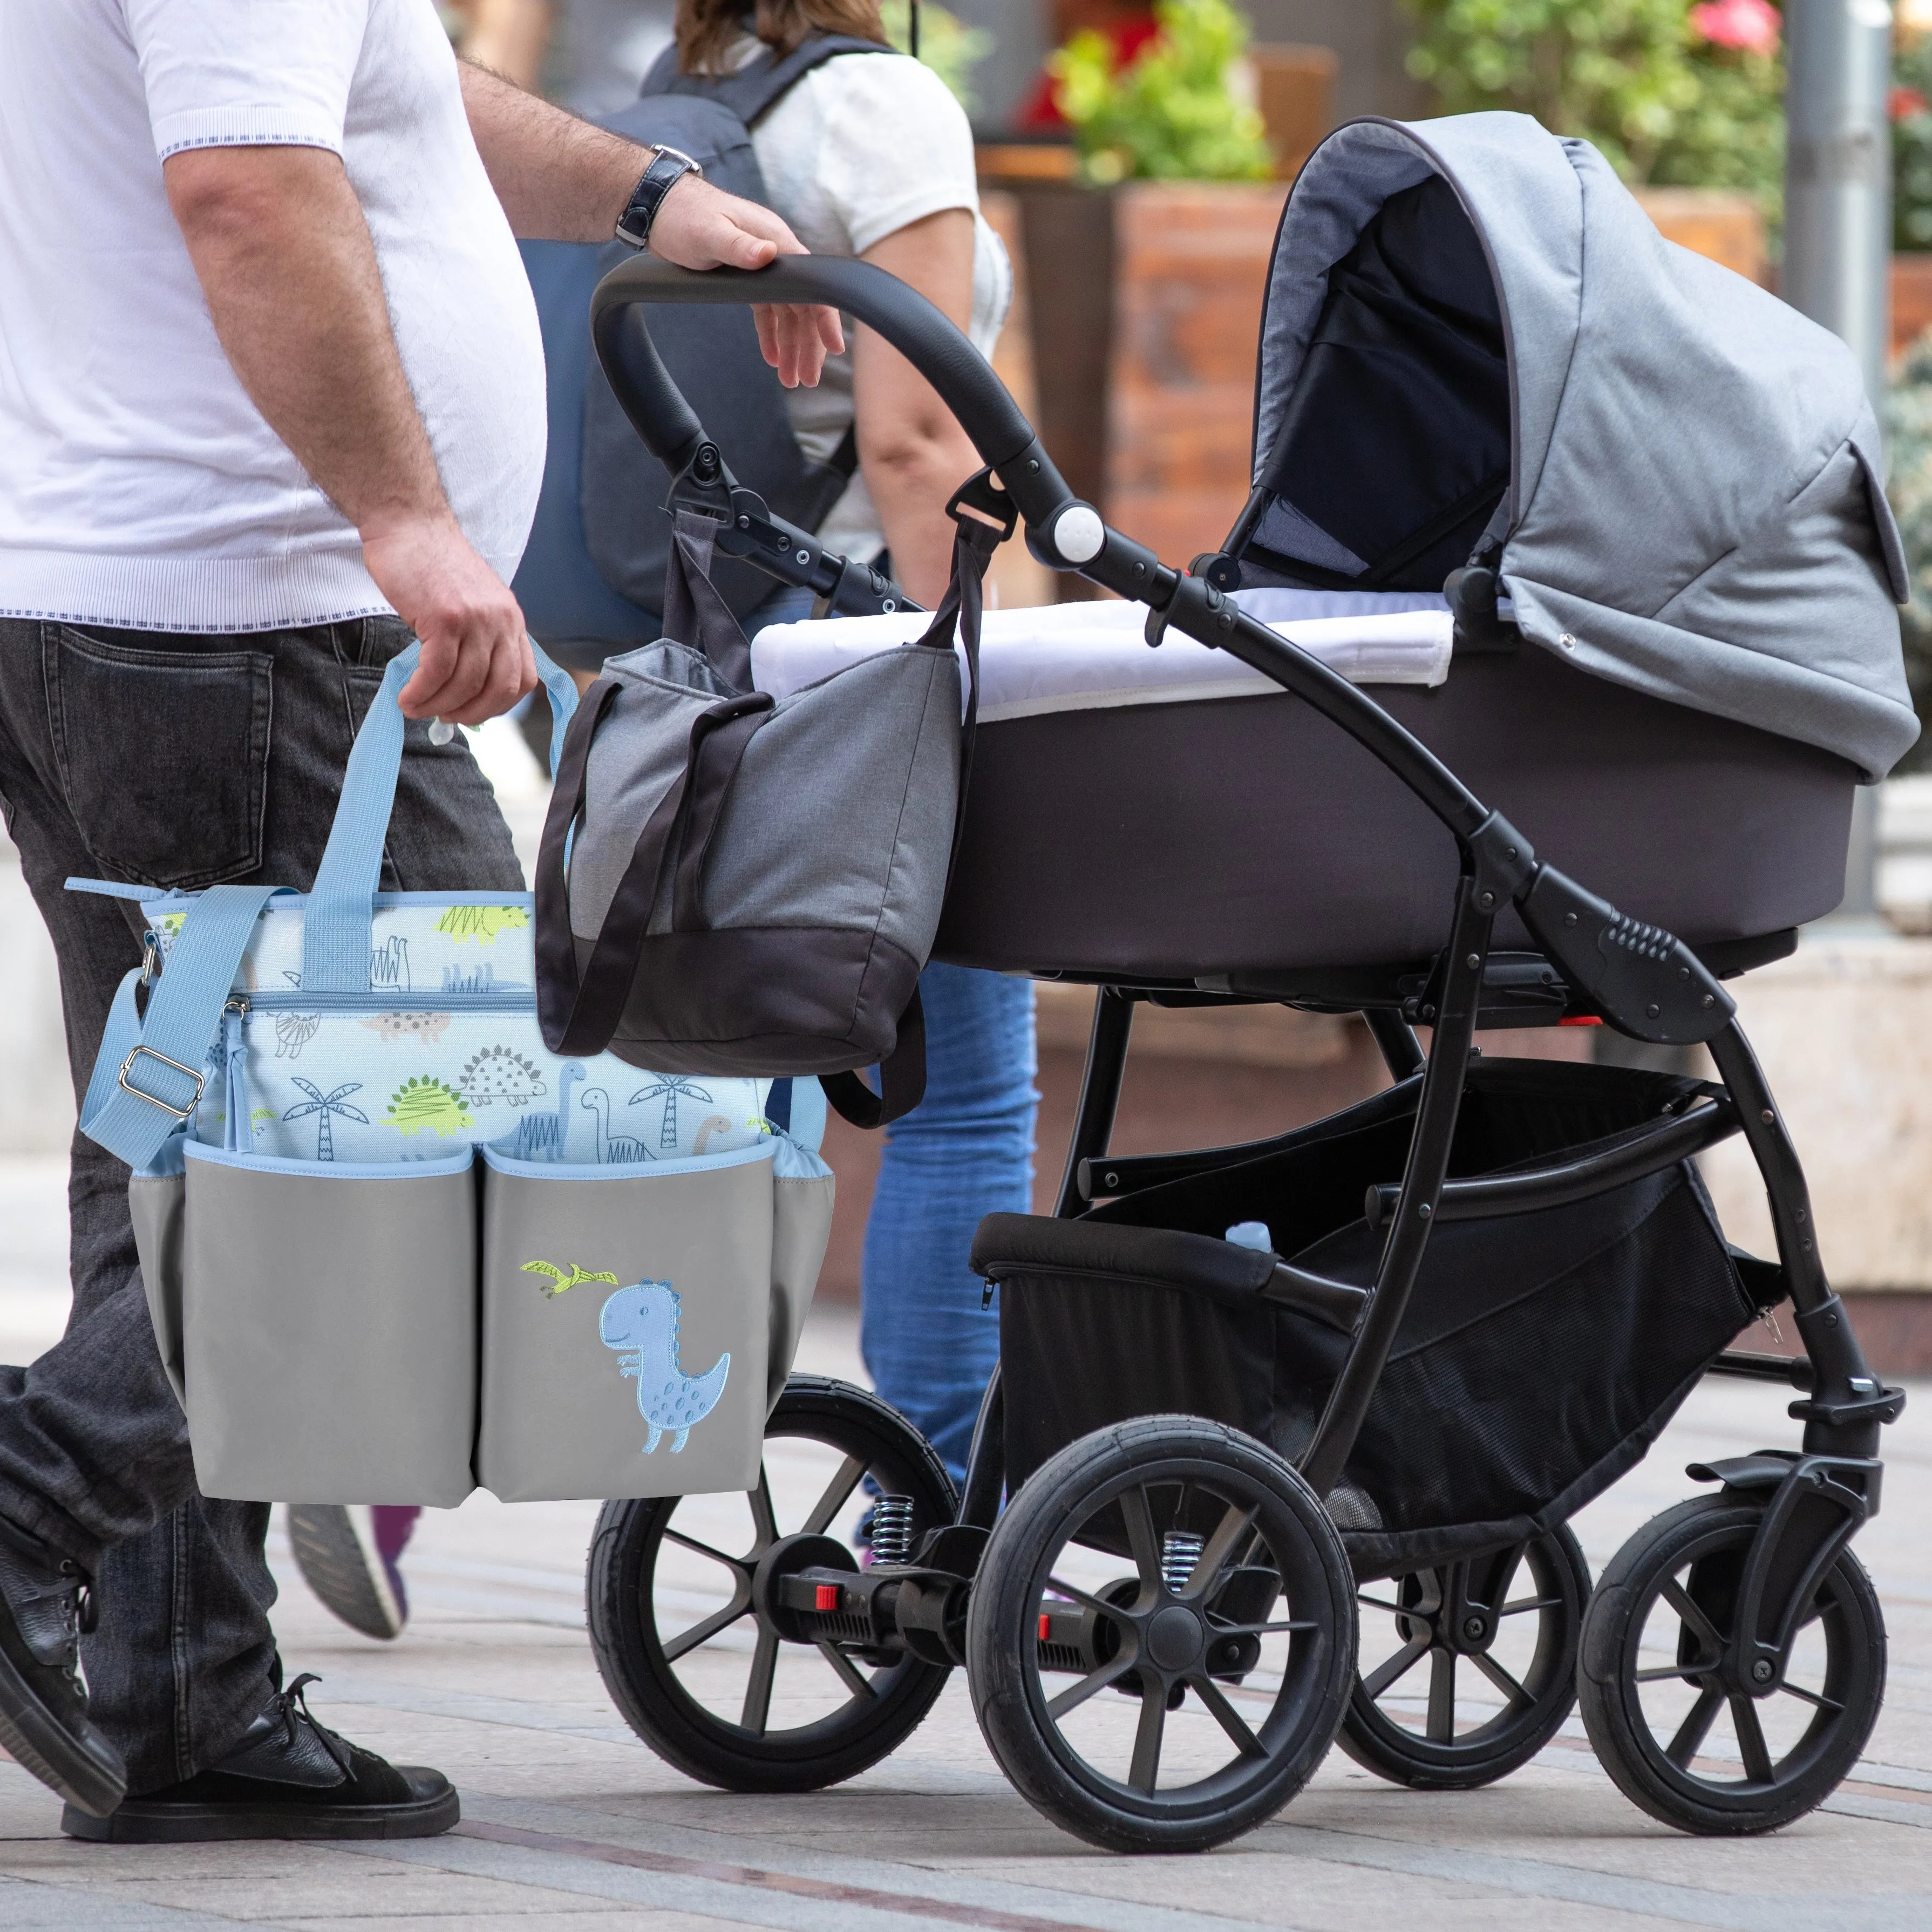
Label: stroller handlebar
xmin=587 ymin=255 xmax=1076 ymax=528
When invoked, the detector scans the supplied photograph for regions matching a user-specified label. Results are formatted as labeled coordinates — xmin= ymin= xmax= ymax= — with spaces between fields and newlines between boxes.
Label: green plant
xmin=1887 ymin=337 xmax=1932 ymax=770
xmin=1051 ymin=0 xmax=1273 ymax=184
xmin=1895 ymin=32 xmax=1932 ymax=249
xmin=1402 ymin=1 xmax=1784 ymax=203
xmin=880 ymin=0 xmax=990 ymax=115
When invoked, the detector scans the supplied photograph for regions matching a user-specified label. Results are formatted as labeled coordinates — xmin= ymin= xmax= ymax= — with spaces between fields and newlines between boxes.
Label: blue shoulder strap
xmin=80 ymin=883 xmax=282 ymax=1175
xmin=302 ymin=644 xmax=578 ymax=994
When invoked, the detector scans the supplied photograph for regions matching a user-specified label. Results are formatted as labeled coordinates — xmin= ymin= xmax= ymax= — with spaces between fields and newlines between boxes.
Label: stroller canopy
xmin=1237 ymin=113 xmax=1917 ymax=781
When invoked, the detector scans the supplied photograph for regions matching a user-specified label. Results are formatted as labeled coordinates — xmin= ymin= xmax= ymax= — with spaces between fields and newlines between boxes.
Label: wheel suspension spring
xmin=1161 ymin=1530 xmax=1205 ymax=1593
xmin=870 ymin=1494 xmax=916 ymax=1566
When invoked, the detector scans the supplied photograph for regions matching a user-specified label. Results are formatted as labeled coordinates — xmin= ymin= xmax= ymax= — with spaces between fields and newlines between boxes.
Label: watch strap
xmin=615 ymin=147 xmax=699 ymax=252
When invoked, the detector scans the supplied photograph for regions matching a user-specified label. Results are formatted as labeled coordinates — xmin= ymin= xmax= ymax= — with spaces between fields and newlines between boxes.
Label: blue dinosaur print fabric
xmin=146 ymin=892 xmax=774 ymax=1167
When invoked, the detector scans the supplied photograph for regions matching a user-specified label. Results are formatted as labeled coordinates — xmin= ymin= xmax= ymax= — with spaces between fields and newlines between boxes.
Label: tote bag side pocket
xmin=478 ymin=1142 xmax=775 ymax=1504
xmin=769 ymin=1137 xmax=835 ymax=1410
xmin=181 ymin=1143 xmax=479 ymax=1507
xmin=129 ymin=1171 xmax=188 ymax=1410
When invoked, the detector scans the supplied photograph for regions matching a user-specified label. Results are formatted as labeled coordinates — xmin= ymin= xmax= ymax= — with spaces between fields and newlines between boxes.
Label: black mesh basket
xmin=976 ymin=1059 xmax=1771 ymax=1575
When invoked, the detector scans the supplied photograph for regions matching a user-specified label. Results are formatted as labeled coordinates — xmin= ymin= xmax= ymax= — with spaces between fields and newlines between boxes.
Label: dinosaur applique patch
xmin=598 ymin=1280 xmax=729 ymax=1454
xmin=520 ymin=1258 xmax=618 ymax=1298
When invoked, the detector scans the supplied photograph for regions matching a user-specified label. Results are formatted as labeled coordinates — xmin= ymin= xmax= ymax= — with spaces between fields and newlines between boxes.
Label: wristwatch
xmin=614 ymin=146 xmax=703 ymax=253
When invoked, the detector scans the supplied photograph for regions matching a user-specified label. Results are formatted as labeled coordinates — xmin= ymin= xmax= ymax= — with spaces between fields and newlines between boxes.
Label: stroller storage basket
xmin=977 ymin=1060 xmax=1768 ymax=1575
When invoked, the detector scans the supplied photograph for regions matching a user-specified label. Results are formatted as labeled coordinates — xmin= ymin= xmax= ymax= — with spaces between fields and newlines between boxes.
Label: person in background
xmin=675 ymin=0 xmax=1038 ymax=1488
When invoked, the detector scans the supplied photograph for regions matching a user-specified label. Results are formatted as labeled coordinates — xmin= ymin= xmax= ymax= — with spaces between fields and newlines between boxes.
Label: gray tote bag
xmin=536 ymin=513 xmax=998 ymax=1128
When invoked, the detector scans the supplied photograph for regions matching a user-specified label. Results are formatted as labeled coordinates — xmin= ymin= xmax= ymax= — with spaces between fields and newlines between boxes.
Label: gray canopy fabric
xmin=1247 ymin=113 xmax=1917 ymax=781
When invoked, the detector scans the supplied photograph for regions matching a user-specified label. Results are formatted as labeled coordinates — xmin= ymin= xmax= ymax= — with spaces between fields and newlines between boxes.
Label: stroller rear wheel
xmin=965 ymin=1416 xmax=1356 ymax=1853
xmin=586 ymin=1376 xmax=957 ymax=1792
xmin=1339 ymin=1525 xmax=1590 ymax=1790
xmin=1579 ymin=1496 xmax=1886 ymax=1834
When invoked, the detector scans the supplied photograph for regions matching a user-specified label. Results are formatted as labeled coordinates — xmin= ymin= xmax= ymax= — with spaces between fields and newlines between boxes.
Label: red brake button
xmin=814 ymin=1583 xmax=841 ymax=1611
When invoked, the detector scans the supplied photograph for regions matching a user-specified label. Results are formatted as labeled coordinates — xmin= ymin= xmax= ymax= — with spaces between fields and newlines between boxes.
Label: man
xmin=0 ymin=0 xmax=839 ymax=1842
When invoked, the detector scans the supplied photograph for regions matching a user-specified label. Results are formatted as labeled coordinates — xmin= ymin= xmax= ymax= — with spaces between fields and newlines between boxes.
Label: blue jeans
xmin=860 ymin=963 xmax=1039 ymax=1483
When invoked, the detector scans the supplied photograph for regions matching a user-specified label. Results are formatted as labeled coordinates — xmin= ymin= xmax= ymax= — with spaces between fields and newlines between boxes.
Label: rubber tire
xmin=587 ymin=1375 xmax=957 ymax=1793
xmin=1579 ymin=1495 xmax=1886 ymax=1835
xmin=1338 ymin=1525 xmax=1591 ymax=1791
xmin=966 ymin=1415 xmax=1357 ymax=1854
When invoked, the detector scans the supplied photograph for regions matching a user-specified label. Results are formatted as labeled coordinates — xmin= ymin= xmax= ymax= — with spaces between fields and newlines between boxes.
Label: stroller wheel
xmin=965 ymin=1415 xmax=1355 ymax=1853
xmin=1339 ymin=1525 xmax=1590 ymax=1790
xmin=586 ymin=1375 xmax=957 ymax=1793
xmin=1579 ymin=1496 xmax=1886 ymax=1834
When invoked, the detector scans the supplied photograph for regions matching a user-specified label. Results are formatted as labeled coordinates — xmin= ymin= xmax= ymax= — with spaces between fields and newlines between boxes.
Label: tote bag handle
xmin=302 ymin=642 xmax=579 ymax=994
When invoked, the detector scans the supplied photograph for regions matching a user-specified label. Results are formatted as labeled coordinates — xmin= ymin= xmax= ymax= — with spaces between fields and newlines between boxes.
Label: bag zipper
xmin=226 ymin=991 xmax=534 ymax=1013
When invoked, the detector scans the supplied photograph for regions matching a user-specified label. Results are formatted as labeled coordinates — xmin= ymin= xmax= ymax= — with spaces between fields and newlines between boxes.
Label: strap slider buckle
xmin=117 ymin=1045 xmax=204 ymax=1121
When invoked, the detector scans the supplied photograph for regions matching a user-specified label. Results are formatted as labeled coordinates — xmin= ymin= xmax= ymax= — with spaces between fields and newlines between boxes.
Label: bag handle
xmin=302 ymin=641 xmax=580 ymax=994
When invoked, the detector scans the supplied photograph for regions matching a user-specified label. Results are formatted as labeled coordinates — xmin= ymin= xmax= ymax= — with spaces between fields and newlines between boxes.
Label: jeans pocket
xmin=45 ymin=624 xmax=272 ymax=890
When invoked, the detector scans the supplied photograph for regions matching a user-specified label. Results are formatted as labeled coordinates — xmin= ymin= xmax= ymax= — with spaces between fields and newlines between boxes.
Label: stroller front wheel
xmin=965 ymin=1415 xmax=1356 ymax=1853
xmin=586 ymin=1376 xmax=957 ymax=1793
xmin=1339 ymin=1524 xmax=1590 ymax=1790
xmin=1578 ymin=1495 xmax=1885 ymax=1834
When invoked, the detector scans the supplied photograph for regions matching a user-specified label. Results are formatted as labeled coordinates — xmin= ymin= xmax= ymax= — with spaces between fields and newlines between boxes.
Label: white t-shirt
xmin=0 ymin=0 xmax=547 ymax=633
xmin=739 ymin=42 xmax=1011 ymax=564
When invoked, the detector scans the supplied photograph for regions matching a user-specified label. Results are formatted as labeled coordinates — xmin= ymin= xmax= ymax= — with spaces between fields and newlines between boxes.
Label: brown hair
xmin=676 ymin=0 xmax=890 ymax=77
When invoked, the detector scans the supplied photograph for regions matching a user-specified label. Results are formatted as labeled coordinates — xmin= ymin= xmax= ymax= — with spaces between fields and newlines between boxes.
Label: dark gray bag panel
xmin=577 ymin=38 xmax=894 ymax=625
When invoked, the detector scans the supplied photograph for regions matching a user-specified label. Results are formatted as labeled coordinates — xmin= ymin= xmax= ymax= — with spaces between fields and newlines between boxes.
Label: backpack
xmin=512 ymin=33 xmax=902 ymax=647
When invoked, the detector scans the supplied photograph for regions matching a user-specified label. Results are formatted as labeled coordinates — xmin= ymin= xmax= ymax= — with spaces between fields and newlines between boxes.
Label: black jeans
xmin=0 ymin=616 xmax=521 ymax=1792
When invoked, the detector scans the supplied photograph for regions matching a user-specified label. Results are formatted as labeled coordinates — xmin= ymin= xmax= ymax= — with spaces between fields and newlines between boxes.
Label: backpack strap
xmin=640 ymin=31 xmax=900 ymax=126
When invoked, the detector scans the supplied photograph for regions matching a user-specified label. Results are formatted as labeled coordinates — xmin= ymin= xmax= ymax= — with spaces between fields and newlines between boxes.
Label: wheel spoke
xmin=1660 ymin=1577 xmax=1725 ymax=1656
xmin=1045 ymin=1653 xmax=1137 ymax=1720
xmin=747 ymin=1466 xmax=780 ymax=1552
xmin=661 ymin=1590 xmax=753 ymax=1663
xmin=1207 ymin=1617 xmax=1316 ymax=1637
xmin=1186 ymin=1672 xmax=1267 ymax=1759
xmin=813 ymin=1638 xmax=878 ymax=1702
xmin=801 ymin=1454 xmax=867 ymax=1537
xmin=1664 ymin=1685 xmax=1724 ymax=1768
xmin=1471 ymin=1649 xmax=1530 ymax=1712
xmin=1128 ymin=1678 xmax=1168 ymax=1792
xmin=1730 ymin=1695 xmax=1777 ymax=1784
xmin=1427 ymin=1648 xmax=1457 ymax=1742
xmin=1045 ymin=1574 xmax=1131 ymax=1622
xmin=1119 ymin=1485 xmax=1165 ymax=1593
xmin=1497 ymin=1595 xmax=1564 ymax=1618
xmin=1182 ymin=1498 xmax=1257 ymax=1599
xmin=1635 ymin=1661 xmax=1718 ymax=1684
xmin=1360 ymin=1634 xmax=1431 ymax=1700
xmin=663 ymin=1526 xmax=750 ymax=1573
xmin=1778 ymin=1681 xmax=1845 ymax=1714
xmin=1356 ymin=1594 xmax=1409 ymax=1616
xmin=739 ymin=1626 xmax=779 ymax=1734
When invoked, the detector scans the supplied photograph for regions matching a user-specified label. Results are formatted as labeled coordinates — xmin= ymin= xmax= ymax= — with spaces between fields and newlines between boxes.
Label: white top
xmin=0 ymin=0 xmax=547 ymax=633
xmin=751 ymin=591 xmax=1454 ymax=723
xmin=738 ymin=39 xmax=1011 ymax=565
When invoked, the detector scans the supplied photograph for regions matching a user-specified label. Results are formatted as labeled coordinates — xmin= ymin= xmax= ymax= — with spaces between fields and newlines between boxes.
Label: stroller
xmin=574 ymin=114 xmax=1910 ymax=1852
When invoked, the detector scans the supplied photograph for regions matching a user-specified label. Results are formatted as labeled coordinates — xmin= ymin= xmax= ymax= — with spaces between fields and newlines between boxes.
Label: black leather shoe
xmin=0 ymin=1513 xmax=125 ymax=1818
xmin=62 ymin=1675 xmax=458 ymax=1842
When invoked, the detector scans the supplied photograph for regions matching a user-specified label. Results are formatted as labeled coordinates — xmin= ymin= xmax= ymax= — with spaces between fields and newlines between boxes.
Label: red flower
xmin=1689 ymin=0 xmax=1781 ymax=55
xmin=1895 ymin=86 xmax=1931 ymax=123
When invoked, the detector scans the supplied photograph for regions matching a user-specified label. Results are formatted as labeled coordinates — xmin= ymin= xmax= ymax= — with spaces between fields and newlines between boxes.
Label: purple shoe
xmin=285 ymin=1506 xmax=419 ymax=1641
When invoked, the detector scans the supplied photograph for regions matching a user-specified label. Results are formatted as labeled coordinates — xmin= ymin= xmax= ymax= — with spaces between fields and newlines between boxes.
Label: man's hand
xmin=647 ymin=175 xmax=845 ymax=389
xmin=458 ymin=60 xmax=845 ymax=386
xmin=363 ymin=514 xmax=536 ymax=726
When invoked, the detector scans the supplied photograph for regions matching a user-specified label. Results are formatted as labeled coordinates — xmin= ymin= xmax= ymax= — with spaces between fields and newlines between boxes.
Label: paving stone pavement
xmin=1 ymin=1159 xmax=1929 ymax=1930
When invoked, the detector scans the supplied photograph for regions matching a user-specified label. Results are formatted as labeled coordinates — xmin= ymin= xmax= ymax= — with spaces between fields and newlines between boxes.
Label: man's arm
xmin=165 ymin=146 xmax=529 ymax=725
xmin=457 ymin=61 xmax=842 ymax=389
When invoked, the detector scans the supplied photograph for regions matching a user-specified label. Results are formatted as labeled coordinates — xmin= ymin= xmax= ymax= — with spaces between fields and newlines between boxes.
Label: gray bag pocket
xmin=477 ymin=1141 xmax=780 ymax=1502
xmin=176 ymin=1144 xmax=479 ymax=1507
xmin=769 ymin=1157 xmax=835 ymax=1409
xmin=129 ymin=1171 xmax=188 ymax=1408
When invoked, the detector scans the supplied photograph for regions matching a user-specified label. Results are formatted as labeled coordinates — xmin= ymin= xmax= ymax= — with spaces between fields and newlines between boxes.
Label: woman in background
xmin=674 ymin=0 xmax=1037 ymax=1486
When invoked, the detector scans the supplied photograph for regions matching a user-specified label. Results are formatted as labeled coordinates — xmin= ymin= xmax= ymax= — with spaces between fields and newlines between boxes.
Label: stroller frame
xmin=580 ymin=254 xmax=1903 ymax=1848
